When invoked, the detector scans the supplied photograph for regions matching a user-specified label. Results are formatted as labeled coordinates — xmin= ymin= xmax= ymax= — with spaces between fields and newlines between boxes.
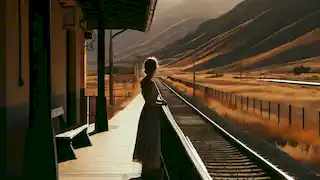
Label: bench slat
xmin=51 ymin=106 xmax=64 ymax=119
xmin=56 ymin=124 xmax=88 ymax=139
xmin=69 ymin=125 xmax=88 ymax=139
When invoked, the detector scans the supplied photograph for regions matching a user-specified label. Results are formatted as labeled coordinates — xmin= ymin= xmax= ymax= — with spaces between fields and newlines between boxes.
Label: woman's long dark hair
xmin=144 ymin=57 xmax=158 ymax=74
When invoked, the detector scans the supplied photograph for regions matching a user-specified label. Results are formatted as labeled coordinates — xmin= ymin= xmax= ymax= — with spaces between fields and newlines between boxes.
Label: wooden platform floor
xmin=59 ymin=94 xmax=144 ymax=180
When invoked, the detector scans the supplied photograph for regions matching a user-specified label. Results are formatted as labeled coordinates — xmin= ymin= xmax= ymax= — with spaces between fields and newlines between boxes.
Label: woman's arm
xmin=142 ymin=81 xmax=167 ymax=106
xmin=157 ymin=99 xmax=167 ymax=104
xmin=142 ymin=81 xmax=158 ymax=105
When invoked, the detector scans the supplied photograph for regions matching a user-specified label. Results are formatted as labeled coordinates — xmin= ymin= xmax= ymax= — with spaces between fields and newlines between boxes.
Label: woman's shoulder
xmin=141 ymin=78 xmax=154 ymax=88
xmin=141 ymin=77 xmax=152 ymax=84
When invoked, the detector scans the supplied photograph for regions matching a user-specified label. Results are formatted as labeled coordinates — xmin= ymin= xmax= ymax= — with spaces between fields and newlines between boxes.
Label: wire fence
xmin=167 ymin=77 xmax=320 ymax=136
xmin=85 ymin=92 xmax=135 ymax=124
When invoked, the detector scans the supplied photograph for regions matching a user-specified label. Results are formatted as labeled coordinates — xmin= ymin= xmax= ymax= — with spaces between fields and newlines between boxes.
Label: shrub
xmin=293 ymin=65 xmax=312 ymax=75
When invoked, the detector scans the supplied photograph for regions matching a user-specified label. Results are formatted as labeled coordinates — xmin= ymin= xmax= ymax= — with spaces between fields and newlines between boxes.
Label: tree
xmin=293 ymin=65 xmax=312 ymax=75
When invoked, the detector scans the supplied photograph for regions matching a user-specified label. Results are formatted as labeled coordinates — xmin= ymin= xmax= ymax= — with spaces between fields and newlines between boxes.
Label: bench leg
xmin=72 ymin=128 xmax=92 ymax=149
xmin=56 ymin=139 xmax=76 ymax=162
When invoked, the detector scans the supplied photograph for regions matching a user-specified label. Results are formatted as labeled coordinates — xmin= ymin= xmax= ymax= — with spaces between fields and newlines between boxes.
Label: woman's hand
xmin=159 ymin=99 xmax=167 ymax=105
xmin=156 ymin=99 xmax=167 ymax=105
xmin=162 ymin=99 xmax=167 ymax=105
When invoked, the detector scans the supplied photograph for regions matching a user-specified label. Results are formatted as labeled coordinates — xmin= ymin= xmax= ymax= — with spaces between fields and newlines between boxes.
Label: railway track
xmin=155 ymin=78 xmax=294 ymax=180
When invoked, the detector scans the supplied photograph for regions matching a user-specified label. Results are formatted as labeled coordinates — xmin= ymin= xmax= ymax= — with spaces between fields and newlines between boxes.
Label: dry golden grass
xmin=166 ymin=78 xmax=320 ymax=171
xmin=199 ymin=29 xmax=320 ymax=74
xmin=86 ymin=74 xmax=140 ymax=119
xmin=173 ymin=74 xmax=320 ymax=108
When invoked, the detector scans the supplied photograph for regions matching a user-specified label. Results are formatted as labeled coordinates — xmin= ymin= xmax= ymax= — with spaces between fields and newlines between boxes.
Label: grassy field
xmin=168 ymin=73 xmax=320 ymax=132
xmin=86 ymin=74 xmax=141 ymax=120
xmin=165 ymin=77 xmax=320 ymax=172
xmin=171 ymin=73 xmax=320 ymax=107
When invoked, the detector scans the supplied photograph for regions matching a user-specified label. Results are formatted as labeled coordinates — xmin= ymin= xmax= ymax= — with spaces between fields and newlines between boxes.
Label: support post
xmin=0 ymin=1 xmax=5 ymax=179
xmin=23 ymin=0 xmax=58 ymax=179
xmin=95 ymin=0 xmax=108 ymax=132
xmin=108 ymin=29 xmax=126 ymax=105
xmin=109 ymin=30 xmax=114 ymax=105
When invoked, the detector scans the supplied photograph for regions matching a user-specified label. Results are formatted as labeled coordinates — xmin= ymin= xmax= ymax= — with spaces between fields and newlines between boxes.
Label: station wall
xmin=3 ymin=0 xmax=85 ymax=179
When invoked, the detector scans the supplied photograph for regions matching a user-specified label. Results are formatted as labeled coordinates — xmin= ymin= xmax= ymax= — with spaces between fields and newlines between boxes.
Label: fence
xmin=167 ymin=77 xmax=320 ymax=136
xmin=85 ymin=92 xmax=134 ymax=124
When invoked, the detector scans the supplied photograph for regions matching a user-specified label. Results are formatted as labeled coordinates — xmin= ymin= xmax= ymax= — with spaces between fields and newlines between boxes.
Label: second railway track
xmin=155 ymin=78 xmax=294 ymax=180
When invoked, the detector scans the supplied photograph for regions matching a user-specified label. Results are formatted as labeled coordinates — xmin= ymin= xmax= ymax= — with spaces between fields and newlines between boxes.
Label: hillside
xmin=86 ymin=0 xmax=243 ymax=73
xmin=210 ymin=29 xmax=320 ymax=72
xmin=156 ymin=0 xmax=320 ymax=73
xmin=253 ymin=56 xmax=320 ymax=74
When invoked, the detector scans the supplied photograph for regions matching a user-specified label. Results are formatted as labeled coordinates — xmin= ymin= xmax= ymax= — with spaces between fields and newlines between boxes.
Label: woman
xmin=132 ymin=57 xmax=167 ymax=180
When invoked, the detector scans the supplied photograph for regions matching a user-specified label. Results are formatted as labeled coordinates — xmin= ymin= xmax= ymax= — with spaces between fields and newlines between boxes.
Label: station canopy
xmin=76 ymin=0 xmax=157 ymax=32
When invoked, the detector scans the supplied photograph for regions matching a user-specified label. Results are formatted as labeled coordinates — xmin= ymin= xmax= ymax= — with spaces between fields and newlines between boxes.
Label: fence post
xmin=289 ymin=105 xmax=292 ymax=127
xmin=226 ymin=92 xmax=229 ymax=103
xmin=235 ymin=95 xmax=237 ymax=108
xmin=230 ymin=93 xmax=232 ymax=105
xmin=277 ymin=104 xmax=280 ymax=124
xmin=260 ymin=100 xmax=263 ymax=116
xmin=253 ymin=98 xmax=255 ymax=112
xmin=247 ymin=96 xmax=249 ymax=112
xmin=302 ymin=108 xmax=305 ymax=130
xmin=318 ymin=112 xmax=320 ymax=136
xmin=268 ymin=101 xmax=271 ymax=120
xmin=240 ymin=96 xmax=243 ymax=110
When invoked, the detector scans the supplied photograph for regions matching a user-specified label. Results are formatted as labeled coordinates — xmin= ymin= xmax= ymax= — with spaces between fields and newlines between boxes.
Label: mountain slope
xmin=156 ymin=0 xmax=320 ymax=73
xmin=214 ymin=29 xmax=320 ymax=72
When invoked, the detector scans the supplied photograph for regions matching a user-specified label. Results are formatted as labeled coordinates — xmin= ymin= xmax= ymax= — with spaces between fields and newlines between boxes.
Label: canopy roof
xmin=76 ymin=0 xmax=157 ymax=32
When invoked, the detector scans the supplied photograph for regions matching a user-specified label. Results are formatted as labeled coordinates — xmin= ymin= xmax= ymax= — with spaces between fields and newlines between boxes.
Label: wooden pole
xmin=96 ymin=0 xmax=108 ymax=132
xmin=109 ymin=30 xmax=114 ymax=105
xmin=193 ymin=53 xmax=196 ymax=97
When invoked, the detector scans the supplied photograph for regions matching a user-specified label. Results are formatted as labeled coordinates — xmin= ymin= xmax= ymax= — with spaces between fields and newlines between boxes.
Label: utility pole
xmin=109 ymin=29 xmax=127 ymax=105
xmin=193 ymin=50 xmax=196 ymax=97
xmin=96 ymin=0 xmax=108 ymax=132
xmin=136 ymin=57 xmax=140 ymax=79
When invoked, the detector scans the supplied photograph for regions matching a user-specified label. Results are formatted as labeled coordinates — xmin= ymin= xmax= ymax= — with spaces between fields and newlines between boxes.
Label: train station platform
xmin=58 ymin=94 xmax=145 ymax=180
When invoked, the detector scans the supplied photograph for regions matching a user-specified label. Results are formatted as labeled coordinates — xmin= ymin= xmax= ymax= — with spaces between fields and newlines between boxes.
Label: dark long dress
xmin=133 ymin=77 xmax=161 ymax=169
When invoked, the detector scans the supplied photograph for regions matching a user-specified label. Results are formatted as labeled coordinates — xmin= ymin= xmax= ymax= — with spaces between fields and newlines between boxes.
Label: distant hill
xmin=85 ymin=0 xmax=243 ymax=73
xmin=156 ymin=0 xmax=320 ymax=73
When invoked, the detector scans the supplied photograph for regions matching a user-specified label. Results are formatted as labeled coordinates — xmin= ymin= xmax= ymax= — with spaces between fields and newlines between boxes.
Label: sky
xmin=87 ymin=0 xmax=244 ymax=72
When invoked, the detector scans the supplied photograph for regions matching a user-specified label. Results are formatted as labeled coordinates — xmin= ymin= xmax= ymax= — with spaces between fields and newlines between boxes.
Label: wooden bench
xmin=52 ymin=106 xmax=92 ymax=162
